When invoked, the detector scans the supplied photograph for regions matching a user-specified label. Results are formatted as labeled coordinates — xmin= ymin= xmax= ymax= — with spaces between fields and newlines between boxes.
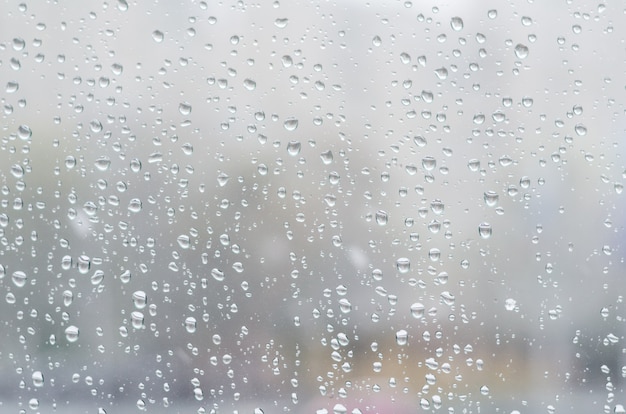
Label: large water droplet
xmin=284 ymin=118 xmax=299 ymax=131
xmin=410 ymin=303 xmax=425 ymax=319
xmin=243 ymin=78 xmax=256 ymax=90
xmin=65 ymin=325 xmax=80 ymax=342
xmin=484 ymin=191 xmax=499 ymax=207
xmin=287 ymin=140 xmax=301 ymax=156
xmin=185 ymin=316 xmax=197 ymax=333
xmin=131 ymin=311 xmax=144 ymax=329
xmin=450 ymin=16 xmax=464 ymax=31
xmin=478 ymin=222 xmax=492 ymax=239
xmin=514 ymin=43 xmax=529 ymax=59
xmin=17 ymin=124 xmax=32 ymax=139
xmin=152 ymin=30 xmax=164 ymax=43
xmin=95 ymin=157 xmax=111 ymax=171
xmin=12 ymin=271 xmax=27 ymax=287
xmin=396 ymin=257 xmax=410 ymax=273
xmin=177 ymin=234 xmax=191 ymax=249
xmin=375 ymin=210 xmax=388 ymax=226
xmin=132 ymin=291 xmax=147 ymax=309
xmin=178 ymin=102 xmax=192 ymax=115
xmin=32 ymin=371 xmax=44 ymax=387
xmin=396 ymin=329 xmax=408 ymax=346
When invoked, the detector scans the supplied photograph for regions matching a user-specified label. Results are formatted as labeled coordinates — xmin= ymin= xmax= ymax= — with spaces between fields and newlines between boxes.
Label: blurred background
xmin=0 ymin=0 xmax=624 ymax=412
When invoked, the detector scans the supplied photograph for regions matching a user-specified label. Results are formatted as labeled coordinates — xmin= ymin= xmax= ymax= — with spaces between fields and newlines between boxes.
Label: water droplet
xmin=284 ymin=118 xmax=299 ymax=131
xmin=320 ymin=150 xmax=333 ymax=164
xmin=287 ymin=140 xmax=301 ymax=156
xmin=521 ymin=16 xmax=533 ymax=26
xmin=185 ymin=316 xmax=197 ymax=333
xmin=410 ymin=302 xmax=425 ymax=319
xmin=152 ymin=30 xmax=164 ymax=43
xmin=63 ymin=290 xmax=73 ymax=306
xmin=91 ymin=270 xmax=104 ymax=285
xmin=440 ymin=291 xmax=455 ymax=306
xmin=117 ymin=0 xmax=128 ymax=11
xmin=574 ymin=124 xmax=587 ymax=136
xmin=434 ymin=67 xmax=448 ymax=79
xmin=120 ymin=270 xmax=131 ymax=284
xmin=478 ymin=222 xmax=492 ymax=239
xmin=484 ymin=191 xmax=499 ymax=207
xmin=89 ymin=119 xmax=103 ymax=133
xmin=178 ymin=102 xmax=192 ymax=115
xmin=274 ymin=18 xmax=289 ymax=28
xmin=396 ymin=257 xmax=410 ymax=273
xmin=372 ymin=35 xmax=382 ymax=46
xmin=131 ymin=311 xmax=144 ymax=329
xmin=177 ymin=234 xmax=191 ymax=249
xmin=422 ymin=156 xmax=436 ymax=171
xmin=211 ymin=268 xmax=225 ymax=282
xmin=395 ymin=329 xmax=408 ymax=346
xmin=505 ymin=298 xmax=517 ymax=311
xmin=132 ymin=291 xmax=147 ymax=309
xmin=95 ymin=157 xmax=111 ymax=171
xmin=29 ymin=398 xmax=39 ymax=410
xmin=65 ymin=325 xmax=80 ymax=342
xmin=468 ymin=159 xmax=480 ymax=172
xmin=128 ymin=198 xmax=142 ymax=213
xmin=514 ymin=44 xmax=529 ymax=59
xmin=12 ymin=37 xmax=26 ymax=51
xmin=522 ymin=96 xmax=534 ymax=107
xmin=6 ymin=81 xmax=19 ymax=93
xmin=12 ymin=271 xmax=27 ymax=287
xmin=450 ymin=16 xmax=464 ymax=31
xmin=243 ymin=78 xmax=256 ymax=90
xmin=430 ymin=199 xmax=445 ymax=215
xmin=18 ymin=124 xmax=32 ymax=140
xmin=32 ymin=371 xmax=44 ymax=387
xmin=375 ymin=210 xmax=388 ymax=226
xmin=487 ymin=9 xmax=498 ymax=19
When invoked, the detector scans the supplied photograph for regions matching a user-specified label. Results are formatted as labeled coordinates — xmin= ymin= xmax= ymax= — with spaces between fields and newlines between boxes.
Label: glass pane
xmin=1 ymin=1 xmax=624 ymax=413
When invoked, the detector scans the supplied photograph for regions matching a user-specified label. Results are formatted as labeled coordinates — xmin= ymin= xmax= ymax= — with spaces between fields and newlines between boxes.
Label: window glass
xmin=1 ymin=1 xmax=624 ymax=413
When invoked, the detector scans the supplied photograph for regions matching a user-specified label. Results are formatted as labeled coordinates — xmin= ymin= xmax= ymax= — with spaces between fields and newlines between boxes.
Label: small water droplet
xmin=63 ymin=290 xmax=73 ymax=306
xmin=320 ymin=150 xmax=333 ymax=165
xmin=574 ymin=124 xmax=587 ymax=136
xmin=372 ymin=35 xmax=382 ymax=46
xmin=65 ymin=325 xmax=80 ymax=342
xmin=6 ymin=81 xmax=19 ymax=93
